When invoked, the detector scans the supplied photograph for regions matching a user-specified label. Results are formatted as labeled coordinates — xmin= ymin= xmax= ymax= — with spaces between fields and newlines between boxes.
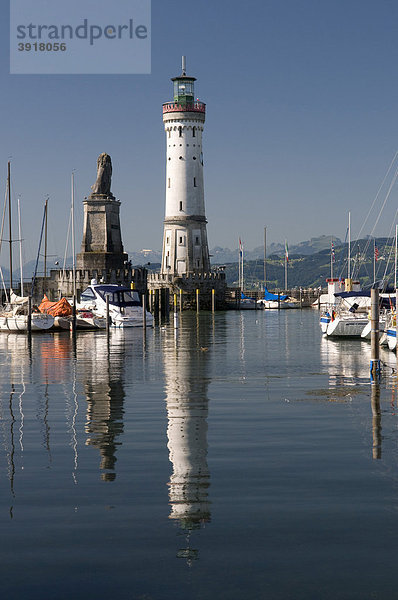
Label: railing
xmin=163 ymin=101 xmax=206 ymax=114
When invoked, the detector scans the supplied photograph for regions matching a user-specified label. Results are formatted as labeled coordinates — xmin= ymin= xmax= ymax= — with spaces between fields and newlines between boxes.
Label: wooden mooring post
xmin=142 ymin=293 xmax=146 ymax=328
xmin=370 ymin=288 xmax=381 ymax=381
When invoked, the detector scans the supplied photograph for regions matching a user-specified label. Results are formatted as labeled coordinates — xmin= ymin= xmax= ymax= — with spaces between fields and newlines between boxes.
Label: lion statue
xmin=91 ymin=153 xmax=113 ymax=196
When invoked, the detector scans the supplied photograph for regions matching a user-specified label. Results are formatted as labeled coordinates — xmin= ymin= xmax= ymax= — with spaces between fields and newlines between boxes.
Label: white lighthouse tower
xmin=161 ymin=57 xmax=210 ymax=276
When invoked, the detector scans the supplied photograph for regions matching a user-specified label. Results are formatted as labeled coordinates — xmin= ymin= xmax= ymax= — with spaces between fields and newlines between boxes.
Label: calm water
xmin=0 ymin=309 xmax=398 ymax=599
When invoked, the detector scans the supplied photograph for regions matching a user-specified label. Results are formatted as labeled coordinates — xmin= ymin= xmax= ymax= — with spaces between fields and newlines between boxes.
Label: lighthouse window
xmin=195 ymin=236 xmax=199 ymax=245
xmin=193 ymin=127 xmax=196 ymax=137
xmin=168 ymin=178 xmax=171 ymax=188
xmin=179 ymin=237 xmax=183 ymax=244
xmin=179 ymin=201 xmax=183 ymax=211
xmin=179 ymin=126 xmax=183 ymax=137
xmin=193 ymin=156 xmax=196 ymax=160
xmin=166 ymin=237 xmax=170 ymax=245
xmin=194 ymin=177 xmax=197 ymax=187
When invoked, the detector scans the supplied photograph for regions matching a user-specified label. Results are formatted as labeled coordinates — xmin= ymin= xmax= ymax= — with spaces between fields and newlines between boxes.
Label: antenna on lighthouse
xmin=181 ymin=55 xmax=186 ymax=76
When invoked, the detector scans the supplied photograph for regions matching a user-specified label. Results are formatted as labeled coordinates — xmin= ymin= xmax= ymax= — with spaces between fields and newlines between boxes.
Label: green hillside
xmin=224 ymin=238 xmax=395 ymax=290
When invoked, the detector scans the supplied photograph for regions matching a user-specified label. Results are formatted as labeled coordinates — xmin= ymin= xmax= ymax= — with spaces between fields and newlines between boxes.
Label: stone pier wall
xmin=33 ymin=267 xmax=148 ymax=303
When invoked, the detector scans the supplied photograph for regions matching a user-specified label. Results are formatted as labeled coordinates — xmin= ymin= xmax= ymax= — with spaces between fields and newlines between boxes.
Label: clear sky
xmin=1 ymin=0 xmax=398 ymax=265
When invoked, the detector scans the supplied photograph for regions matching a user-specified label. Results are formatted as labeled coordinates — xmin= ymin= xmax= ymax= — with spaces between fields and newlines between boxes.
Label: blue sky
xmin=1 ymin=0 xmax=398 ymax=266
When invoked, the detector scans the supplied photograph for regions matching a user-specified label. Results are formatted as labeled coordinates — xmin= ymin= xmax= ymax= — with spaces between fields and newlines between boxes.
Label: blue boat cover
xmin=241 ymin=292 xmax=255 ymax=300
xmin=262 ymin=287 xmax=288 ymax=301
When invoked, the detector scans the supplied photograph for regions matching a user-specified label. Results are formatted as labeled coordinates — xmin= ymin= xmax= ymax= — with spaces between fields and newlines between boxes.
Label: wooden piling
xmin=370 ymin=288 xmax=380 ymax=380
xmin=106 ymin=295 xmax=110 ymax=333
xmin=27 ymin=296 xmax=32 ymax=336
xmin=72 ymin=295 xmax=77 ymax=333
xmin=371 ymin=383 xmax=382 ymax=459
xmin=142 ymin=293 xmax=147 ymax=328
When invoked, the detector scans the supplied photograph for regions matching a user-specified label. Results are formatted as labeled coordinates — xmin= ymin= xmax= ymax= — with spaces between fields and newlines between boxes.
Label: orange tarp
xmin=39 ymin=295 xmax=73 ymax=317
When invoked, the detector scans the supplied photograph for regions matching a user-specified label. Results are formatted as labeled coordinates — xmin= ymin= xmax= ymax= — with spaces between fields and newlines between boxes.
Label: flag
xmin=285 ymin=241 xmax=289 ymax=263
xmin=331 ymin=241 xmax=335 ymax=262
xmin=239 ymin=238 xmax=243 ymax=257
xmin=375 ymin=245 xmax=379 ymax=262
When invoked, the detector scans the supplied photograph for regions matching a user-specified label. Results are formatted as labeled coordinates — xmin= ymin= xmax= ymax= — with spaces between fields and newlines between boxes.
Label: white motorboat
xmin=324 ymin=312 xmax=369 ymax=338
xmin=78 ymin=282 xmax=153 ymax=328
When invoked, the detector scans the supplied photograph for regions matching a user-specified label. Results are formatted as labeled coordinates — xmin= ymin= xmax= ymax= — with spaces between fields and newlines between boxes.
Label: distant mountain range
xmin=126 ymin=235 xmax=342 ymax=266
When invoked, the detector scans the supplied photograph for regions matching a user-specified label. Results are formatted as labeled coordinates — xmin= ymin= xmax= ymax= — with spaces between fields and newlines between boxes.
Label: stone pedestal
xmin=76 ymin=193 xmax=127 ymax=271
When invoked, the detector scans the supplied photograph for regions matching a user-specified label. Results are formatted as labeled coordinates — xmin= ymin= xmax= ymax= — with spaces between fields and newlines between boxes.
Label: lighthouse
xmin=161 ymin=57 xmax=210 ymax=276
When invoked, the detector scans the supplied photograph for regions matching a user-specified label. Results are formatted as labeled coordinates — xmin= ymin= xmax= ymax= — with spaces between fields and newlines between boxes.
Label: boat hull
xmin=325 ymin=316 xmax=368 ymax=338
xmin=0 ymin=313 xmax=54 ymax=331
xmin=386 ymin=329 xmax=397 ymax=351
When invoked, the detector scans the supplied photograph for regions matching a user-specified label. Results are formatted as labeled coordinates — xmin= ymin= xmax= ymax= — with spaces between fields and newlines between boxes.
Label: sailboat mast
xmin=348 ymin=211 xmax=351 ymax=280
xmin=71 ymin=173 xmax=76 ymax=297
xmin=284 ymin=240 xmax=287 ymax=290
xmin=263 ymin=226 xmax=267 ymax=290
xmin=238 ymin=238 xmax=241 ymax=292
xmin=330 ymin=238 xmax=333 ymax=279
xmin=241 ymin=242 xmax=244 ymax=294
xmin=7 ymin=162 xmax=12 ymax=290
xmin=44 ymin=197 xmax=48 ymax=279
xmin=395 ymin=224 xmax=397 ymax=290
xmin=17 ymin=198 xmax=23 ymax=296
xmin=373 ymin=237 xmax=376 ymax=285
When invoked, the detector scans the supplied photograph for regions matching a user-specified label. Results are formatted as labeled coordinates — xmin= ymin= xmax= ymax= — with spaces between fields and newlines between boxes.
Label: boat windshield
xmin=96 ymin=287 xmax=141 ymax=307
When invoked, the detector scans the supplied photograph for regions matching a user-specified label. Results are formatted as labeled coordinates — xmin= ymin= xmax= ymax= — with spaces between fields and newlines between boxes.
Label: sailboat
xmin=0 ymin=163 xmax=54 ymax=332
xmin=238 ymin=238 xmax=256 ymax=310
xmin=321 ymin=214 xmax=369 ymax=337
xmin=256 ymin=233 xmax=298 ymax=309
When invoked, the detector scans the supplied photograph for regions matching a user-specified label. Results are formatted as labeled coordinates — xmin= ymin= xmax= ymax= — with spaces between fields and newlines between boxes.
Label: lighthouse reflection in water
xmin=162 ymin=315 xmax=212 ymax=562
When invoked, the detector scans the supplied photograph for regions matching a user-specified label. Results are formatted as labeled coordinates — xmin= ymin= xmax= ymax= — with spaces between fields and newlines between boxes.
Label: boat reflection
xmin=162 ymin=313 xmax=212 ymax=563
xmin=76 ymin=332 xmax=125 ymax=481
xmin=320 ymin=336 xmax=394 ymax=385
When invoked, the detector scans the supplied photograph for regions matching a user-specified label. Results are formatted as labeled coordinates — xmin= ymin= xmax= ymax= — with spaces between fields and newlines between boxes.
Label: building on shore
xmin=148 ymin=58 xmax=226 ymax=309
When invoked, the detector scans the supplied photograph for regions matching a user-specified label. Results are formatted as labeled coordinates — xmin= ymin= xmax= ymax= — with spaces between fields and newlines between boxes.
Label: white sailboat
xmin=322 ymin=213 xmax=368 ymax=338
xmin=0 ymin=164 xmax=54 ymax=332
xmin=238 ymin=238 xmax=256 ymax=310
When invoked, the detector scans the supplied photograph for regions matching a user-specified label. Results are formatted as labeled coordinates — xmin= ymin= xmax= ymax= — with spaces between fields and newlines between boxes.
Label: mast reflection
xmin=162 ymin=313 xmax=212 ymax=562
xmin=76 ymin=332 xmax=125 ymax=481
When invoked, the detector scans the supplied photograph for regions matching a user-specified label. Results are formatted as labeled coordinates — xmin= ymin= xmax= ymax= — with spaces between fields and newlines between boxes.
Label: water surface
xmin=0 ymin=309 xmax=397 ymax=599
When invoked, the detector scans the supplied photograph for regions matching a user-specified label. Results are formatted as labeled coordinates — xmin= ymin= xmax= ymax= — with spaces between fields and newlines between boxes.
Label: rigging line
xmin=0 ymin=185 xmax=9 ymax=301
xmin=380 ymin=207 xmax=398 ymax=283
xmin=62 ymin=206 xmax=72 ymax=281
xmin=356 ymin=150 xmax=398 ymax=242
xmin=359 ymin=162 xmax=398 ymax=269
xmin=369 ymin=163 xmax=398 ymax=238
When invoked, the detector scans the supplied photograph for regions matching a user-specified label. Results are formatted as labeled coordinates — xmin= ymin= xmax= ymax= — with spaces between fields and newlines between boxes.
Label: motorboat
xmin=323 ymin=311 xmax=368 ymax=338
xmin=77 ymin=282 xmax=153 ymax=328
